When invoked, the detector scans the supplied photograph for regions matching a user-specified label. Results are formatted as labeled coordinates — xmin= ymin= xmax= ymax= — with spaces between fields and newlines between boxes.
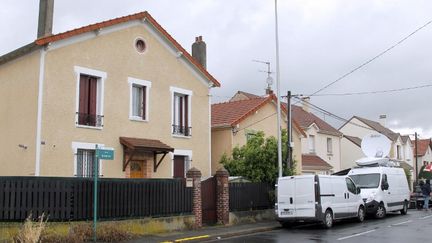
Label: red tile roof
xmin=34 ymin=11 xmax=220 ymax=87
xmin=291 ymin=105 xmax=342 ymax=136
xmin=414 ymin=139 xmax=432 ymax=156
xmin=212 ymin=97 xmax=269 ymax=127
xmin=211 ymin=95 xmax=306 ymax=136
xmin=302 ymin=154 xmax=333 ymax=169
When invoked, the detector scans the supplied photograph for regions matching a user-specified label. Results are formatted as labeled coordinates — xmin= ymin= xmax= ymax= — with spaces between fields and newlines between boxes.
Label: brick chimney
xmin=265 ymin=87 xmax=273 ymax=95
xmin=37 ymin=0 xmax=54 ymax=38
xmin=192 ymin=36 xmax=206 ymax=69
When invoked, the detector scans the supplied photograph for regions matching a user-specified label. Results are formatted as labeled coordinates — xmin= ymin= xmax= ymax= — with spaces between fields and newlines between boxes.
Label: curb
xmin=161 ymin=224 xmax=280 ymax=243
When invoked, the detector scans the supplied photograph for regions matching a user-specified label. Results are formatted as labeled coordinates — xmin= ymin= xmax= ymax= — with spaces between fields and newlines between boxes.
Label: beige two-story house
xmin=211 ymin=93 xmax=305 ymax=175
xmin=0 ymin=7 xmax=220 ymax=178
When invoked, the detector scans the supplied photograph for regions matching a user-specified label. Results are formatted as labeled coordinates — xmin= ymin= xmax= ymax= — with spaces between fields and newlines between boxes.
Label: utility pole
xmin=274 ymin=0 xmax=283 ymax=178
xmin=415 ymin=132 xmax=418 ymax=185
xmin=286 ymin=91 xmax=292 ymax=170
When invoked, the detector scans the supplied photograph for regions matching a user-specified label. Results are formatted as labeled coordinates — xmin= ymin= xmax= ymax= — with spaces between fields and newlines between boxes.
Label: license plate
xmin=280 ymin=210 xmax=293 ymax=215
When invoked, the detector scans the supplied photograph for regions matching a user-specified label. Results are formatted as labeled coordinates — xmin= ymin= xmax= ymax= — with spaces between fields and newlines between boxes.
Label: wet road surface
xmin=208 ymin=210 xmax=432 ymax=243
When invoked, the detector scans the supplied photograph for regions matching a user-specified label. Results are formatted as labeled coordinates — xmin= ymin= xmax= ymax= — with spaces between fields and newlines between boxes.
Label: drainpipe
xmin=35 ymin=48 xmax=46 ymax=176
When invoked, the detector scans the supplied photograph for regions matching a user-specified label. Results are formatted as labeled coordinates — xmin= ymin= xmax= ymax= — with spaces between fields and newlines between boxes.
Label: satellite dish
xmin=361 ymin=133 xmax=391 ymax=158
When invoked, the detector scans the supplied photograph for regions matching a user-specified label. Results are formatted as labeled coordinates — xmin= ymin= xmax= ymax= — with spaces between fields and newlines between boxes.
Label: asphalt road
xmin=209 ymin=210 xmax=432 ymax=243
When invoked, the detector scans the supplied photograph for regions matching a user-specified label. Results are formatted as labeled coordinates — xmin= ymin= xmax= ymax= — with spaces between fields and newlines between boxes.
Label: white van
xmin=348 ymin=165 xmax=410 ymax=218
xmin=276 ymin=175 xmax=365 ymax=228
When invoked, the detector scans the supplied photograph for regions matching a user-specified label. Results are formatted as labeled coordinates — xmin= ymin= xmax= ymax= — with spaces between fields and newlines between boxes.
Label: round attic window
xmin=135 ymin=38 xmax=146 ymax=53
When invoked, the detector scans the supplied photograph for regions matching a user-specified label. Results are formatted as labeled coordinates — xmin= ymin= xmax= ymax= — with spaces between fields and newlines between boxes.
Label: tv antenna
xmin=252 ymin=59 xmax=274 ymax=89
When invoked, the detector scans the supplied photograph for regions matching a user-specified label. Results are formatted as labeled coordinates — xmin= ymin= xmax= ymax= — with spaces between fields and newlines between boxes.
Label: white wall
xmin=340 ymin=138 xmax=365 ymax=170
xmin=301 ymin=124 xmax=342 ymax=172
xmin=339 ymin=118 xmax=372 ymax=139
xmin=403 ymin=141 xmax=414 ymax=167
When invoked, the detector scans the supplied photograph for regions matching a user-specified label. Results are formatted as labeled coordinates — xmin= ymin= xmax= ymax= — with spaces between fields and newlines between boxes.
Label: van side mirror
xmin=356 ymin=187 xmax=361 ymax=194
xmin=381 ymin=182 xmax=389 ymax=191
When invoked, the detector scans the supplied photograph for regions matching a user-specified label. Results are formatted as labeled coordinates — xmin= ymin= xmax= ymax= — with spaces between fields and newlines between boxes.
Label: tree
xmin=220 ymin=129 xmax=295 ymax=185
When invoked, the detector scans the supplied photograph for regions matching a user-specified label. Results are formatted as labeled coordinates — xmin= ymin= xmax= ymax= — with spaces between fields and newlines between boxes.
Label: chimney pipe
xmin=379 ymin=114 xmax=387 ymax=127
xmin=301 ymin=97 xmax=310 ymax=113
xmin=192 ymin=36 xmax=206 ymax=69
xmin=37 ymin=0 xmax=54 ymax=38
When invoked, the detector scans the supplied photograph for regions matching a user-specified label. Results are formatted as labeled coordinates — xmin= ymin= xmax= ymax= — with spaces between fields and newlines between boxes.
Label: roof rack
xmin=355 ymin=157 xmax=400 ymax=168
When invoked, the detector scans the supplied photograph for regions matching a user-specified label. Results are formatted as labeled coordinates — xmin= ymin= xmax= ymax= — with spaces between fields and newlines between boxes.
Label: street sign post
xmin=93 ymin=146 xmax=114 ymax=242
xmin=96 ymin=148 xmax=114 ymax=160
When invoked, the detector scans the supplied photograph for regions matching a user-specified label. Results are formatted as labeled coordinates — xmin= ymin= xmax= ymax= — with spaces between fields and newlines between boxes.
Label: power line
xmin=292 ymin=97 xmax=376 ymax=132
xmin=308 ymin=19 xmax=432 ymax=97
xmin=310 ymin=83 xmax=432 ymax=97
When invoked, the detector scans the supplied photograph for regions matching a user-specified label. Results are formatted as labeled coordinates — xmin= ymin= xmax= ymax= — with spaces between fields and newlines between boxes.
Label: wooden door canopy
xmin=119 ymin=137 xmax=174 ymax=172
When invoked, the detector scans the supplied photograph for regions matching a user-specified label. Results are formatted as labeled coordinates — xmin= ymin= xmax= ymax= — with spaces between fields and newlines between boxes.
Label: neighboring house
xmin=211 ymin=94 xmax=306 ymax=175
xmin=229 ymin=91 xmax=260 ymax=102
xmin=0 ymin=6 xmax=221 ymax=178
xmin=413 ymin=139 xmax=432 ymax=173
xmin=291 ymin=99 xmax=343 ymax=175
xmin=339 ymin=116 xmax=414 ymax=172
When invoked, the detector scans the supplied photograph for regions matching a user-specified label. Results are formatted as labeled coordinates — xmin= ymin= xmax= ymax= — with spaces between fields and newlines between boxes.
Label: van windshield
xmin=349 ymin=173 xmax=380 ymax=189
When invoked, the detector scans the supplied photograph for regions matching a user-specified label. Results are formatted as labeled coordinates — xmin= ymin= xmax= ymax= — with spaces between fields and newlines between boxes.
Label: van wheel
xmin=375 ymin=203 xmax=386 ymax=219
xmin=400 ymin=201 xmax=408 ymax=215
xmin=322 ymin=210 xmax=333 ymax=229
xmin=357 ymin=206 xmax=365 ymax=222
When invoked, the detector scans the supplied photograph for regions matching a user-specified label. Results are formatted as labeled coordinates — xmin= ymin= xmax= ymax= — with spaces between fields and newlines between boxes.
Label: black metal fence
xmin=0 ymin=177 xmax=192 ymax=221
xmin=229 ymin=182 xmax=274 ymax=211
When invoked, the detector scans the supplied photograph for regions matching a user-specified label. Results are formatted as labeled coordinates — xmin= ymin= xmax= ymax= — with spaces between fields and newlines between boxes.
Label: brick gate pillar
xmin=215 ymin=167 xmax=229 ymax=225
xmin=186 ymin=167 xmax=202 ymax=228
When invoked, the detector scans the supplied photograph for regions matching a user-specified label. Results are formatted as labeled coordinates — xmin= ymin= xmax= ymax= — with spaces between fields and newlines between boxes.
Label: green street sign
xmin=96 ymin=148 xmax=114 ymax=160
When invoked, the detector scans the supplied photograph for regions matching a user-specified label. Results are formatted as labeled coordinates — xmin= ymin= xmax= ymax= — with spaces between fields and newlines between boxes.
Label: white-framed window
xmin=72 ymin=142 xmax=104 ymax=177
xmin=128 ymin=78 xmax=151 ymax=121
xmin=74 ymin=66 xmax=106 ymax=129
xmin=170 ymin=87 xmax=192 ymax=137
xmin=397 ymin=145 xmax=402 ymax=160
xmin=308 ymin=135 xmax=316 ymax=153
xmin=327 ymin=137 xmax=333 ymax=154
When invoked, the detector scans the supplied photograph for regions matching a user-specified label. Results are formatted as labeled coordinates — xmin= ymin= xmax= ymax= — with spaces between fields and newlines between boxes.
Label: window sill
xmin=129 ymin=117 xmax=149 ymax=122
xmin=172 ymin=134 xmax=192 ymax=139
xmin=76 ymin=125 xmax=103 ymax=130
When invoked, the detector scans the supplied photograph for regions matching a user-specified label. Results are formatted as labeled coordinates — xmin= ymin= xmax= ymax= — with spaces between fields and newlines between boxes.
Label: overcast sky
xmin=1 ymin=0 xmax=431 ymax=138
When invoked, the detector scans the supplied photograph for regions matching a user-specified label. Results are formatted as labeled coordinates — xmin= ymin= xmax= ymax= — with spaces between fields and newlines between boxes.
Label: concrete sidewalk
xmin=128 ymin=220 xmax=280 ymax=243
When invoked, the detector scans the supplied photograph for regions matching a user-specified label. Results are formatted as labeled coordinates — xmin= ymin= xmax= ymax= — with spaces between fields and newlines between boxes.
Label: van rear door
xmin=295 ymin=176 xmax=316 ymax=217
xmin=277 ymin=177 xmax=296 ymax=218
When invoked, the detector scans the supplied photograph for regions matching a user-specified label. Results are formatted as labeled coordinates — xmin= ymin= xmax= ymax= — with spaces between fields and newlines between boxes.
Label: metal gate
xmin=201 ymin=177 xmax=217 ymax=224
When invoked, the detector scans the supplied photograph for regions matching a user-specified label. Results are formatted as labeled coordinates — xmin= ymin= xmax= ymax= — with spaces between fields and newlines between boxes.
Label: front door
xmin=173 ymin=156 xmax=185 ymax=178
xmin=130 ymin=161 xmax=144 ymax=178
